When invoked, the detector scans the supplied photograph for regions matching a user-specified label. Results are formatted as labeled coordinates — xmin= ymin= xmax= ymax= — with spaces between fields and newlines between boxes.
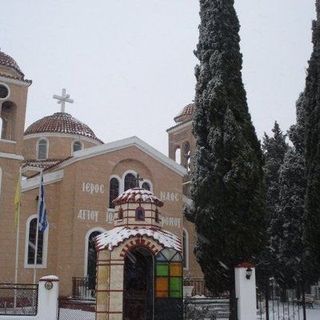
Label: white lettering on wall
xmin=82 ymin=182 xmax=105 ymax=195
xmin=106 ymin=210 xmax=115 ymax=224
xmin=78 ymin=210 xmax=99 ymax=222
xmin=159 ymin=192 xmax=180 ymax=202
xmin=161 ymin=216 xmax=181 ymax=228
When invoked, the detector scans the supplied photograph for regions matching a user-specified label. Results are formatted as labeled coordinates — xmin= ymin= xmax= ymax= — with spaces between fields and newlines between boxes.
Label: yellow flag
xmin=14 ymin=171 xmax=21 ymax=228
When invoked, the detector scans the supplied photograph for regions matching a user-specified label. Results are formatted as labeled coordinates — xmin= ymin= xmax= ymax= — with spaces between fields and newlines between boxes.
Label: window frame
xmin=72 ymin=140 xmax=83 ymax=153
xmin=24 ymin=214 xmax=49 ymax=269
xmin=37 ymin=138 xmax=49 ymax=160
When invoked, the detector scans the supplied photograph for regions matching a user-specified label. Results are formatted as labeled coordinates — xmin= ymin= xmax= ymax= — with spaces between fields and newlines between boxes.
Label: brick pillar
xmin=96 ymin=249 xmax=111 ymax=320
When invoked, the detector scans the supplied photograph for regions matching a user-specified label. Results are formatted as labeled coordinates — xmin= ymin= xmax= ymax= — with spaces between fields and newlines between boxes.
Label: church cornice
xmin=0 ymin=74 xmax=32 ymax=87
xmin=50 ymin=136 xmax=187 ymax=177
xmin=21 ymin=169 xmax=64 ymax=192
xmin=166 ymin=120 xmax=192 ymax=134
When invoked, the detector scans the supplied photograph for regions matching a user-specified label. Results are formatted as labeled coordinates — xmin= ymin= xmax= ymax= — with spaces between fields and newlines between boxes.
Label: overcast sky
xmin=0 ymin=0 xmax=316 ymax=154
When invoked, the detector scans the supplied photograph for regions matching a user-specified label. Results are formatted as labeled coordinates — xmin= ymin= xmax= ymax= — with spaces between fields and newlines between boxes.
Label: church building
xmin=0 ymin=49 xmax=202 ymax=300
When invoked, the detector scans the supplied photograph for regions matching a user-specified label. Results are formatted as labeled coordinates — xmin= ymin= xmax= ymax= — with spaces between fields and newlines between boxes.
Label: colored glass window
xmin=170 ymin=277 xmax=182 ymax=298
xmin=156 ymin=277 xmax=168 ymax=298
xmin=156 ymin=263 xmax=169 ymax=276
xmin=170 ymin=263 xmax=182 ymax=277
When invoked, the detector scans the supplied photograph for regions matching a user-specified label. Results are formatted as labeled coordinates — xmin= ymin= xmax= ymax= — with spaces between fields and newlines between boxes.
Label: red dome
xmin=24 ymin=112 xmax=103 ymax=143
xmin=174 ymin=103 xmax=195 ymax=123
xmin=0 ymin=50 xmax=24 ymax=78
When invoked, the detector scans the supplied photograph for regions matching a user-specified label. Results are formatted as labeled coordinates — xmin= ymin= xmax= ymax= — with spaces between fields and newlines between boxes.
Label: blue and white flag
xmin=38 ymin=176 xmax=48 ymax=232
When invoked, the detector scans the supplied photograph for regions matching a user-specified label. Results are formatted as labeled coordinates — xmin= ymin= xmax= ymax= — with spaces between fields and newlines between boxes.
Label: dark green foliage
xmin=275 ymin=147 xmax=305 ymax=288
xmin=257 ymin=123 xmax=288 ymax=284
xmin=189 ymin=0 xmax=266 ymax=294
xmin=263 ymin=122 xmax=289 ymax=223
xmin=304 ymin=0 xmax=320 ymax=280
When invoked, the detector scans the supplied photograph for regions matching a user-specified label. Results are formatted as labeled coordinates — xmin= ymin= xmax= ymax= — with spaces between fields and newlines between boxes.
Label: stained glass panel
xmin=156 ymin=263 xmax=169 ymax=276
xmin=170 ymin=263 xmax=182 ymax=277
xmin=156 ymin=277 xmax=168 ymax=298
xmin=169 ymin=277 xmax=182 ymax=298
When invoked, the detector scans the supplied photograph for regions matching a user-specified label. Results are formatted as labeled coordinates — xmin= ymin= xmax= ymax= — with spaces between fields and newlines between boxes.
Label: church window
xmin=73 ymin=141 xmax=83 ymax=152
xmin=183 ymin=142 xmax=191 ymax=171
xmin=155 ymin=249 xmax=183 ymax=298
xmin=124 ymin=173 xmax=136 ymax=191
xmin=37 ymin=138 xmax=48 ymax=160
xmin=86 ymin=230 xmax=102 ymax=291
xmin=25 ymin=216 xmax=48 ymax=267
xmin=0 ymin=84 xmax=9 ymax=100
xmin=155 ymin=208 xmax=159 ymax=223
xmin=175 ymin=147 xmax=181 ymax=164
xmin=135 ymin=206 xmax=145 ymax=221
xmin=142 ymin=181 xmax=151 ymax=191
xmin=109 ymin=177 xmax=120 ymax=208
xmin=118 ymin=207 xmax=123 ymax=220
xmin=1 ymin=101 xmax=16 ymax=140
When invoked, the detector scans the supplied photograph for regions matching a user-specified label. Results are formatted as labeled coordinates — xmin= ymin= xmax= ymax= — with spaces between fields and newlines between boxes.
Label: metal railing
xmin=183 ymin=277 xmax=214 ymax=297
xmin=0 ymin=283 xmax=38 ymax=315
xmin=72 ymin=277 xmax=96 ymax=301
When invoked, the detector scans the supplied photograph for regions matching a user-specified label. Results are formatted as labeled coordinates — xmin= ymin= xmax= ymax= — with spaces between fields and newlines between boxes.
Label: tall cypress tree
xmin=190 ymin=0 xmax=265 ymax=305
xmin=271 ymin=95 xmax=306 ymax=289
xmin=258 ymin=122 xmax=288 ymax=284
xmin=304 ymin=0 xmax=320 ymax=280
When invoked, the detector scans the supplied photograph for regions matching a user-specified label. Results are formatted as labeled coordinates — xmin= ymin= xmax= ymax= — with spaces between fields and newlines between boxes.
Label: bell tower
xmin=167 ymin=103 xmax=196 ymax=196
xmin=0 ymin=49 xmax=32 ymax=281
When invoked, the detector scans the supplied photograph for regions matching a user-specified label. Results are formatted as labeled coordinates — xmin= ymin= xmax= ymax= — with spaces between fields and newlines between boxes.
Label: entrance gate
xmin=123 ymin=248 xmax=154 ymax=320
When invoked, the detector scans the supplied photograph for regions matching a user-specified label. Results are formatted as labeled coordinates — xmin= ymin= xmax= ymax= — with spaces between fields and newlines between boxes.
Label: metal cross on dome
xmin=135 ymin=174 xmax=144 ymax=188
xmin=53 ymin=88 xmax=74 ymax=113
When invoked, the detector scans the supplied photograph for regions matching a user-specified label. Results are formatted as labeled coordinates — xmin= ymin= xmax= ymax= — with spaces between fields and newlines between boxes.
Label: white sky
xmin=0 ymin=0 xmax=316 ymax=154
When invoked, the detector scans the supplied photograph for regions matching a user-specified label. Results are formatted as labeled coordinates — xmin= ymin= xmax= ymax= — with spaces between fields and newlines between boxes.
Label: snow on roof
xmin=95 ymin=226 xmax=182 ymax=252
xmin=113 ymin=187 xmax=164 ymax=207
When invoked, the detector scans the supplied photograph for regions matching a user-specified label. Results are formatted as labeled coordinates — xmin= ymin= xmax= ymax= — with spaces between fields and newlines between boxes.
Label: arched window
xmin=86 ymin=230 xmax=102 ymax=291
xmin=109 ymin=177 xmax=120 ymax=208
xmin=183 ymin=229 xmax=189 ymax=269
xmin=155 ymin=248 xmax=183 ymax=298
xmin=175 ymin=147 xmax=181 ymax=164
xmin=1 ymin=101 xmax=16 ymax=140
xmin=135 ymin=206 xmax=145 ymax=221
xmin=142 ymin=181 xmax=151 ymax=191
xmin=25 ymin=215 xmax=48 ymax=267
xmin=124 ymin=173 xmax=136 ymax=191
xmin=73 ymin=141 xmax=83 ymax=153
xmin=37 ymin=139 xmax=48 ymax=160
xmin=183 ymin=142 xmax=191 ymax=171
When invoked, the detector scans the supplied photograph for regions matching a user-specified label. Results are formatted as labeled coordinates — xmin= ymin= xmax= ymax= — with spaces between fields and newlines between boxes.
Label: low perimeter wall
xmin=0 ymin=276 xmax=59 ymax=320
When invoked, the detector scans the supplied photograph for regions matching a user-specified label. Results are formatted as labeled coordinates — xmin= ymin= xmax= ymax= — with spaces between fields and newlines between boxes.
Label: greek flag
xmin=38 ymin=176 xmax=48 ymax=232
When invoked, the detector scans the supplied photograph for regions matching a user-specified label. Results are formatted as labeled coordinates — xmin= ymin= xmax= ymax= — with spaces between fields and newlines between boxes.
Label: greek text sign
xmin=82 ymin=182 xmax=105 ymax=194
xmin=159 ymin=191 xmax=180 ymax=202
xmin=78 ymin=209 xmax=99 ymax=222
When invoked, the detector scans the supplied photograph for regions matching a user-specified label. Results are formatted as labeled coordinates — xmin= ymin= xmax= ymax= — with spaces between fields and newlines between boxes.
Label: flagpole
xmin=33 ymin=170 xmax=43 ymax=284
xmin=14 ymin=167 xmax=21 ymax=284
xmin=14 ymin=167 xmax=21 ymax=308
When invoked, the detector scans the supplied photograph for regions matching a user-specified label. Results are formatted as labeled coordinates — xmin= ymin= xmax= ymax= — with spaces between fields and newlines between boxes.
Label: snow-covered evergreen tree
xmin=258 ymin=123 xmax=288 ymax=284
xmin=271 ymin=94 xmax=306 ymax=289
xmin=304 ymin=0 xmax=320 ymax=279
xmin=189 ymin=0 xmax=265 ymax=302
xmin=263 ymin=122 xmax=288 ymax=224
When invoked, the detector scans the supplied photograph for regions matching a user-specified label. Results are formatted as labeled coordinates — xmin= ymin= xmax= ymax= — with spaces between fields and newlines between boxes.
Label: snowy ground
xmin=257 ymin=305 xmax=320 ymax=320
xmin=58 ymin=307 xmax=320 ymax=320
xmin=59 ymin=308 xmax=95 ymax=320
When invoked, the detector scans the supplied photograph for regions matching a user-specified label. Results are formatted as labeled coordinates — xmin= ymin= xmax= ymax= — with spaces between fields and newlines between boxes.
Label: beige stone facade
xmin=0 ymin=50 xmax=203 ymax=301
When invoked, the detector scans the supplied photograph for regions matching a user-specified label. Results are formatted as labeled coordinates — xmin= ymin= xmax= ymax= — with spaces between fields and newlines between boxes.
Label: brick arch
xmin=119 ymin=235 xmax=164 ymax=258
